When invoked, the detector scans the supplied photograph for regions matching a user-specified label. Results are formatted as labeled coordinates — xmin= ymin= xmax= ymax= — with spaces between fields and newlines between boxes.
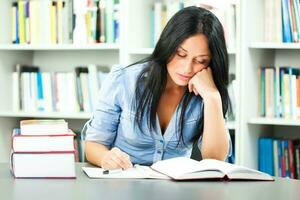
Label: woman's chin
xmin=174 ymin=79 xmax=189 ymax=86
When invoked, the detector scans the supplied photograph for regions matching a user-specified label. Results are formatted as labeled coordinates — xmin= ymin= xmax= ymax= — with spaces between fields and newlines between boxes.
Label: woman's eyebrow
xmin=195 ymin=55 xmax=210 ymax=58
xmin=179 ymin=46 xmax=210 ymax=57
xmin=178 ymin=46 xmax=187 ymax=52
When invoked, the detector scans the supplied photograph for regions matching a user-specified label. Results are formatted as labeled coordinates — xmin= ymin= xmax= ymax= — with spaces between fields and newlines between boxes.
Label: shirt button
xmin=157 ymin=150 xmax=162 ymax=154
xmin=160 ymin=140 xmax=164 ymax=143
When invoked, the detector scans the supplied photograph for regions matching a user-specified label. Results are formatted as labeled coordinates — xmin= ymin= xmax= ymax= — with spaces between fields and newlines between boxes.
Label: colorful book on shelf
xmin=259 ymin=137 xmax=300 ymax=179
xmin=75 ymin=67 xmax=88 ymax=111
xmin=20 ymin=119 xmax=69 ymax=135
xmin=258 ymin=66 xmax=300 ymax=119
xmin=83 ymin=157 xmax=274 ymax=181
xmin=282 ymin=0 xmax=293 ymax=43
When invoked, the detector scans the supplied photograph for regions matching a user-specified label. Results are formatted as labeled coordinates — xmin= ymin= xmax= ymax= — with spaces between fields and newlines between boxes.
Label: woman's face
xmin=166 ymin=33 xmax=211 ymax=87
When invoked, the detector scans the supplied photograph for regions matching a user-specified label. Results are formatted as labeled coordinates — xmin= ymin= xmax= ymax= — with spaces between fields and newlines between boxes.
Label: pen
xmin=103 ymin=168 xmax=123 ymax=175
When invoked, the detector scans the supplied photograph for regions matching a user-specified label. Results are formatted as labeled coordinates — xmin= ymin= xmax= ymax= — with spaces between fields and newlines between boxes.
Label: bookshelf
xmin=0 ymin=0 xmax=123 ymax=162
xmin=0 ymin=0 xmax=240 ymax=163
xmin=239 ymin=0 xmax=300 ymax=171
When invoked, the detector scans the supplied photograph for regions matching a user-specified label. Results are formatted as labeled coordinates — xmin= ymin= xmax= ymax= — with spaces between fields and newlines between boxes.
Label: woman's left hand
xmin=188 ymin=67 xmax=219 ymax=99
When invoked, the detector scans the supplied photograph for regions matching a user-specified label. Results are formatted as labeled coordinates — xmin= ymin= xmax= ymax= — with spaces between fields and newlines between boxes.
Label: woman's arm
xmin=188 ymin=67 xmax=229 ymax=161
xmin=85 ymin=141 xmax=109 ymax=167
xmin=200 ymin=93 xmax=229 ymax=161
xmin=85 ymin=141 xmax=133 ymax=169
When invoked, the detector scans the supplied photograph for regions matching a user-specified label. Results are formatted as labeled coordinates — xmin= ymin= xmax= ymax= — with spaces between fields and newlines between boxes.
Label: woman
xmin=84 ymin=6 xmax=232 ymax=170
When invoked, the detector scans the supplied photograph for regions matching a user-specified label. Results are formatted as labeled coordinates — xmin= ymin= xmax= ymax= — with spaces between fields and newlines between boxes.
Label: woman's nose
xmin=182 ymin=59 xmax=193 ymax=74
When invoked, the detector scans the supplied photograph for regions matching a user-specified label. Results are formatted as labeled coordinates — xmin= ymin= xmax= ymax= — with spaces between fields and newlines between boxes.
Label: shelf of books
xmin=0 ymin=0 xmax=122 ymax=163
xmin=240 ymin=0 xmax=300 ymax=180
xmin=11 ymin=64 xmax=111 ymax=115
xmin=9 ymin=0 xmax=120 ymax=45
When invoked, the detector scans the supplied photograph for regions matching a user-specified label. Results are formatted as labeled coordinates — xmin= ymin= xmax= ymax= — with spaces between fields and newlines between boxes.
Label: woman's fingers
xmin=101 ymin=147 xmax=133 ymax=170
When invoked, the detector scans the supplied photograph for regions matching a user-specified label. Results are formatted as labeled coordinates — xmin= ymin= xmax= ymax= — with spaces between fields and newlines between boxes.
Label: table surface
xmin=1 ymin=163 xmax=300 ymax=200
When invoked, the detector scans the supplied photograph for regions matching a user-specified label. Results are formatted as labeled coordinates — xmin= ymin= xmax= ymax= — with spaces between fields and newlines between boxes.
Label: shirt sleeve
xmin=84 ymin=65 xmax=124 ymax=147
xmin=197 ymin=128 xmax=233 ymax=159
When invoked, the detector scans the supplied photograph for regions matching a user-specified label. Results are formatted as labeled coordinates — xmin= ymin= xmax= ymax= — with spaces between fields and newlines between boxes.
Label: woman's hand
xmin=188 ymin=67 xmax=219 ymax=99
xmin=101 ymin=147 xmax=133 ymax=170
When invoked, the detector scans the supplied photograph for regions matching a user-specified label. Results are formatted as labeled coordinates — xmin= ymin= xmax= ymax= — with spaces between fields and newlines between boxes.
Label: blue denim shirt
xmin=84 ymin=62 xmax=232 ymax=165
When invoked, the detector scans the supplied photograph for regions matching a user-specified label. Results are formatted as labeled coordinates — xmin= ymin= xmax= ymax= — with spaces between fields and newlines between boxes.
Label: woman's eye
xmin=196 ymin=59 xmax=208 ymax=65
xmin=177 ymin=52 xmax=186 ymax=57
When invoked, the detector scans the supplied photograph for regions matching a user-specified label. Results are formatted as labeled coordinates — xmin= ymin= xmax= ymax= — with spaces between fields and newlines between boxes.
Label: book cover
xmin=20 ymin=119 xmax=69 ymax=135
xmin=12 ymin=128 xmax=75 ymax=153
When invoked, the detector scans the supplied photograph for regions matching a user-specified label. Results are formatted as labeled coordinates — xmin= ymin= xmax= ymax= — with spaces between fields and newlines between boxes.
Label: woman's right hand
xmin=100 ymin=147 xmax=133 ymax=170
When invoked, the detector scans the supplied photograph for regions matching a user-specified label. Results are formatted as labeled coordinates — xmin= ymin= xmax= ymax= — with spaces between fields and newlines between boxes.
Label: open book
xmin=151 ymin=157 xmax=274 ymax=181
xmin=83 ymin=157 xmax=274 ymax=181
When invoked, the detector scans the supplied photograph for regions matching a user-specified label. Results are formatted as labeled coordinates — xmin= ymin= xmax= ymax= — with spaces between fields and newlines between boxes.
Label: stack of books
xmin=10 ymin=119 xmax=76 ymax=178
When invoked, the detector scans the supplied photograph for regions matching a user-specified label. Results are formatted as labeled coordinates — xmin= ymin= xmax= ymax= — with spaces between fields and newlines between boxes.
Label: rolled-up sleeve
xmin=84 ymin=65 xmax=124 ymax=147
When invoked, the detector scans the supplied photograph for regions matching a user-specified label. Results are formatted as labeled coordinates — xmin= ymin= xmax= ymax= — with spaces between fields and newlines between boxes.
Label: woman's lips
xmin=177 ymin=73 xmax=192 ymax=81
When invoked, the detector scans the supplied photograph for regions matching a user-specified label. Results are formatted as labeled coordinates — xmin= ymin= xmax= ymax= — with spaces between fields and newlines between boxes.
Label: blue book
xmin=284 ymin=140 xmax=291 ymax=177
xmin=15 ymin=2 xmax=20 ymax=44
xmin=282 ymin=0 xmax=293 ymax=42
xmin=277 ymin=139 xmax=282 ymax=177
xmin=259 ymin=138 xmax=266 ymax=173
xmin=36 ymin=72 xmax=44 ymax=111
xmin=267 ymin=138 xmax=274 ymax=176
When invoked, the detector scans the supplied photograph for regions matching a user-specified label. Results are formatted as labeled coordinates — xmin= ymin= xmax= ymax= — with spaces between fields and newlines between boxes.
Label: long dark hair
xmin=132 ymin=6 xmax=230 ymax=144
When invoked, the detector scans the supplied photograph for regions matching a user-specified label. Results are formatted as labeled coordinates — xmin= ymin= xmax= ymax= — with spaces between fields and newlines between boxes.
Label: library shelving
xmin=0 ymin=0 xmax=240 ymax=163
xmin=240 ymin=0 xmax=300 ymax=173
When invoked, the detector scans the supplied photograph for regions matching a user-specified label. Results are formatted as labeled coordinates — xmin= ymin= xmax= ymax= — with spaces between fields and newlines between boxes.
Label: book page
xmin=82 ymin=165 xmax=169 ymax=179
xmin=151 ymin=157 xmax=246 ymax=178
xmin=199 ymin=159 xmax=271 ymax=178
xmin=150 ymin=157 xmax=225 ymax=179
xmin=151 ymin=157 xmax=273 ymax=180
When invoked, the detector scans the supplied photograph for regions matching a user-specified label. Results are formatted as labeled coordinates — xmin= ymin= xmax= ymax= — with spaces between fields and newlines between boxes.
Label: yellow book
xmin=86 ymin=11 xmax=92 ymax=43
xmin=51 ymin=2 xmax=57 ymax=44
xmin=18 ymin=0 xmax=25 ymax=43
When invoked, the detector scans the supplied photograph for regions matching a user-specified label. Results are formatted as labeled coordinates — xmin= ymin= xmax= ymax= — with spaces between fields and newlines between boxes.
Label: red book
xmin=288 ymin=140 xmax=296 ymax=179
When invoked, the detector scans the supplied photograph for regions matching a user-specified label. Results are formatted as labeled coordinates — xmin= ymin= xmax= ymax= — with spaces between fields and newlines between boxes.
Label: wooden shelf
xmin=248 ymin=117 xmax=300 ymax=126
xmin=0 ymin=44 xmax=120 ymax=50
xmin=0 ymin=111 xmax=92 ymax=119
xmin=249 ymin=42 xmax=300 ymax=49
